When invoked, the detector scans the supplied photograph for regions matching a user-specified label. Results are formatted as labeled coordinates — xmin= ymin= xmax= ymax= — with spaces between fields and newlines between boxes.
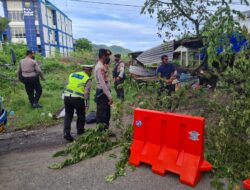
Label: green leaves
xmin=75 ymin=38 xmax=93 ymax=52
xmin=0 ymin=16 xmax=9 ymax=35
xmin=49 ymin=126 xmax=119 ymax=169
xmin=106 ymin=124 xmax=133 ymax=182
xmin=205 ymin=50 xmax=250 ymax=188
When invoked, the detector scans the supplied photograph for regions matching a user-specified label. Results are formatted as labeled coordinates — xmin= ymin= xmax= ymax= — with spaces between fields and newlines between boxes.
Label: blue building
xmin=1 ymin=0 xmax=74 ymax=57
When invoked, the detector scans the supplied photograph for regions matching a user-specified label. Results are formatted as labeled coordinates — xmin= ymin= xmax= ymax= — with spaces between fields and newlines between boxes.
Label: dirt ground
xmin=0 ymin=120 xmax=215 ymax=190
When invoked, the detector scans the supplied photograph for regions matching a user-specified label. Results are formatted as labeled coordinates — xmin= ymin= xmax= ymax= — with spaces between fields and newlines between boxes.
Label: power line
xmin=67 ymin=0 xmax=249 ymax=14
xmin=69 ymin=0 xmax=143 ymax=8
xmin=69 ymin=0 xmax=250 ymax=7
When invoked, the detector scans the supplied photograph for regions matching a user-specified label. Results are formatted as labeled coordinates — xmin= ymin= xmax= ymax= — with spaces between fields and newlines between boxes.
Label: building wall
xmin=40 ymin=0 xmax=73 ymax=57
xmin=237 ymin=11 xmax=250 ymax=32
xmin=22 ymin=0 xmax=38 ymax=51
xmin=2 ymin=0 xmax=74 ymax=57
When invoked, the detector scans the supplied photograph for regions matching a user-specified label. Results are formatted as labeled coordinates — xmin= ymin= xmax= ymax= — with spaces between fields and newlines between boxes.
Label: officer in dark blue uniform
xmin=112 ymin=54 xmax=125 ymax=101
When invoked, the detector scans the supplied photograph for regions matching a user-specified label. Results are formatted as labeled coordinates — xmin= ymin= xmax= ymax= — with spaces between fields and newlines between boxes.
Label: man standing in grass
xmin=63 ymin=65 xmax=93 ymax=142
xmin=113 ymin=54 xmax=125 ymax=101
xmin=18 ymin=50 xmax=45 ymax=108
xmin=94 ymin=49 xmax=112 ymax=130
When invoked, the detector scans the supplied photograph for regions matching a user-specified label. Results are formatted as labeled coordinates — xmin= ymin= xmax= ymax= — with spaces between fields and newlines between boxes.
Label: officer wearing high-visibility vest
xmin=63 ymin=64 xmax=93 ymax=142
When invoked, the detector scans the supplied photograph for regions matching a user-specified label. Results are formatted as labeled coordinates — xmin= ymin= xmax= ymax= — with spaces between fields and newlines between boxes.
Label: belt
xmin=64 ymin=88 xmax=84 ymax=97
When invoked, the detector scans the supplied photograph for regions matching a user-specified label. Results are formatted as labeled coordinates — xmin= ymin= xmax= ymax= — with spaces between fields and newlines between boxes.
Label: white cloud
xmin=93 ymin=40 xmax=125 ymax=47
xmin=0 ymin=2 xmax=4 ymax=17
xmin=0 ymin=0 xmax=162 ymax=51
xmin=72 ymin=17 xmax=157 ymax=35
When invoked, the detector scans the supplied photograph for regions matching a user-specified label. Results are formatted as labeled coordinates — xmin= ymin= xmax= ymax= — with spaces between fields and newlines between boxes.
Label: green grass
xmin=0 ymin=60 xmax=83 ymax=130
xmin=0 ymin=56 xmax=121 ymax=130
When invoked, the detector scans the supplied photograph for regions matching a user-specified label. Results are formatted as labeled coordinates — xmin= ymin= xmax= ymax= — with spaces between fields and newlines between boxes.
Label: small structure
xmin=174 ymin=45 xmax=201 ymax=67
xmin=128 ymin=38 xmax=204 ymax=82
xmin=136 ymin=41 xmax=174 ymax=66
xmin=128 ymin=51 xmax=143 ymax=65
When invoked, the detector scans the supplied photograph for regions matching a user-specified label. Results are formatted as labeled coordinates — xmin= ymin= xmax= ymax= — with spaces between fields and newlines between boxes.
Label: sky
xmin=0 ymin=0 xmax=250 ymax=51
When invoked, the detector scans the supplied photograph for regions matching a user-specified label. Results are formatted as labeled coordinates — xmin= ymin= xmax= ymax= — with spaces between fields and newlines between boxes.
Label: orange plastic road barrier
xmin=243 ymin=179 xmax=250 ymax=189
xmin=129 ymin=108 xmax=213 ymax=187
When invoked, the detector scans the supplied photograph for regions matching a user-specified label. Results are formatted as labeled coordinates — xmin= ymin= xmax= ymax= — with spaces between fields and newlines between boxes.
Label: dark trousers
xmin=158 ymin=84 xmax=175 ymax=96
xmin=64 ymin=96 xmax=85 ymax=135
xmin=114 ymin=80 xmax=124 ymax=100
xmin=23 ymin=76 xmax=42 ymax=105
xmin=96 ymin=91 xmax=110 ymax=129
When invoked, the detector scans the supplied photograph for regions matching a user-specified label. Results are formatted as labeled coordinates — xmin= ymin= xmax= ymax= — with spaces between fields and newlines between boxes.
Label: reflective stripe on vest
xmin=65 ymin=71 xmax=90 ymax=97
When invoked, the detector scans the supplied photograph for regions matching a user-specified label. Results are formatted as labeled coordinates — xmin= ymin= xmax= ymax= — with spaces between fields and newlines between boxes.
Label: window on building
xmin=52 ymin=10 xmax=56 ymax=26
xmin=36 ymin=26 xmax=40 ymax=37
xmin=10 ymin=27 xmax=26 ymax=38
xmin=7 ymin=1 xmax=23 ymax=11
xmin=8 ymin=11 xmax=24 ymax=21
xmin=33 ymin=2 xmax=39 ymax=21
xmin=37 ymin=45 xmax=42 ymax=53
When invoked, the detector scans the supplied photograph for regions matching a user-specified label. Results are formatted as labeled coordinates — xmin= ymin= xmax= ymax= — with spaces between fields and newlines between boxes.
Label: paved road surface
xmin=0 ymin=123 xmax=214 ymax=190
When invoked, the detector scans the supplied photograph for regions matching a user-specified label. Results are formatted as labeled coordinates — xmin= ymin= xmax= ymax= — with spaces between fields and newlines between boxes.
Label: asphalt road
xmin=0 ymin=123 xmax=215 ymax=190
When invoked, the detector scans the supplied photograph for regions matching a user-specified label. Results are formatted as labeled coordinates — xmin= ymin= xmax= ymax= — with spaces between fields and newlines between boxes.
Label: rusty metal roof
xmin=136 ymin=41 xmax=174 ymax=65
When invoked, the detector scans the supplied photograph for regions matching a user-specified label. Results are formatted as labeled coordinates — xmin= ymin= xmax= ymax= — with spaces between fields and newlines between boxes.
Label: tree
xmin=75 ymin=38 xmax=92 ymax=51
xmin=141 ymin=0 xmax=249 ymax=39
xmin=0 ymin=16 xmax=9 ymax=39
xmin=202 ymin=4 xmax=247 ymax=69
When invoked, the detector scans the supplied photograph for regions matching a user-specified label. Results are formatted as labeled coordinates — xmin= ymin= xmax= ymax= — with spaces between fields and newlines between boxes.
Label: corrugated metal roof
xmin=129 ymin=65 xmax=156 ymax=77
xmin=136 ymin=41 xmax=174 ymax=65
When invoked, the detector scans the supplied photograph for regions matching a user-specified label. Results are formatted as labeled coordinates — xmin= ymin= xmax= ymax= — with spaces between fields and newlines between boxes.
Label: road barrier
xmin=243 ymin=179 xmax=250 ymax=189
xmin=129 ymin=108 xmax=212 ymax=187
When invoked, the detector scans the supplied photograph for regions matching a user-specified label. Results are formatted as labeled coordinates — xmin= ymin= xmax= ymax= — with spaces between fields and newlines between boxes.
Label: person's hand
xmin=108 ymin=97 xmax=113 ymax=105
xmin=116 ymin=77 xmax=120 ymax=81
xmin=166 ymin=79 xmax=172 ymax=85
xmin=85 ymin=106 xmax=89 ymax=112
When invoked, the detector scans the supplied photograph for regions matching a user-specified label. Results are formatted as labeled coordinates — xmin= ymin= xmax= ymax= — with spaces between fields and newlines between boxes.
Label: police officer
xmin=18 ymin=50 xmax=45 ymax=108
xmin=63 ymin=65 xmax=93 ymax=142
xmin=113 ymin=54 xmax=125 ymax=101
xmin=94 ymin=49 xmax=112 ymax=130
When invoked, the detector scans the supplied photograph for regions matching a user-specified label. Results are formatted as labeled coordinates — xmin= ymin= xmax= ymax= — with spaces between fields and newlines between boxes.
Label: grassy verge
xmin=1 ymin=59 xmax=85 ymax=130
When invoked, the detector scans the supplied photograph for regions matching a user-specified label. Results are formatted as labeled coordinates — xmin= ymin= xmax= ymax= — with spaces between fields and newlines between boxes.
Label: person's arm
xmin=97 ymin=68 xmax=112 ymax=100
xmin=156 ymin=66 xmax=163 ymax=80
xmin=171 ymin=64 xmax=177 ymax=78
xmin=17 ymin=61 xmax=22 ymax=76
xmin=84 ymin=79 xmax=92 ymax=108
xmin=34 ymin=62 xmax=45 ymax=80
xmin=118 ymin=62 xmax=125 ymax=79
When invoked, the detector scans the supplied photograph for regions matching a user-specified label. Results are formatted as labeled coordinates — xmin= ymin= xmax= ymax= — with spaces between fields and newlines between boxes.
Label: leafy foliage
xmin=69 ymin=50 xmax=96 ymax=65
xmin=0 ymin=44 xmax=83 ymax=130
xmin=141 ymin=0 xmax=249 ymax=39
xmin=75 ymin=38 xmax=93 ymax=51
xmin=49 ymin=125 xmax=119 ymax=169
xmin=93 ymin=44 xmax=132 ymax=55
xmin=105 ymin=124 xmax=133 ymax=182
xmin=205 ymin=50 xmax=250 ymax=189
xmin=0 ymin=43 xmax=27 ymax=65
xmin=202 ymin=4 xmax=246 ymax=70
xmin=0 ymin=16 xmax=9 ymax=35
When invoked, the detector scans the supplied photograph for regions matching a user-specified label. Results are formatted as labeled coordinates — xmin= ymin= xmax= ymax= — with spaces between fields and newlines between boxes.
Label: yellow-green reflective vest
xmin=65 ymin=71 xmax=90 ymax=97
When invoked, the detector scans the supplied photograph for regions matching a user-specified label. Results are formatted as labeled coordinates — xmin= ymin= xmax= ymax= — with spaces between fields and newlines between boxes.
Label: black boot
xmin=64 ymin=133 xmax=74 ymax=142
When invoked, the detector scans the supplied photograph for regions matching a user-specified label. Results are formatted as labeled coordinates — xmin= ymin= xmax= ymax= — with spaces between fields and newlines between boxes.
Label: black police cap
xmin=114 ymin=54 xmax=121 ymax=58
xmin=99 ymin=48 xmax=112 ymax=58
xmin=26 ymin=50 xmax=35 ymax=56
